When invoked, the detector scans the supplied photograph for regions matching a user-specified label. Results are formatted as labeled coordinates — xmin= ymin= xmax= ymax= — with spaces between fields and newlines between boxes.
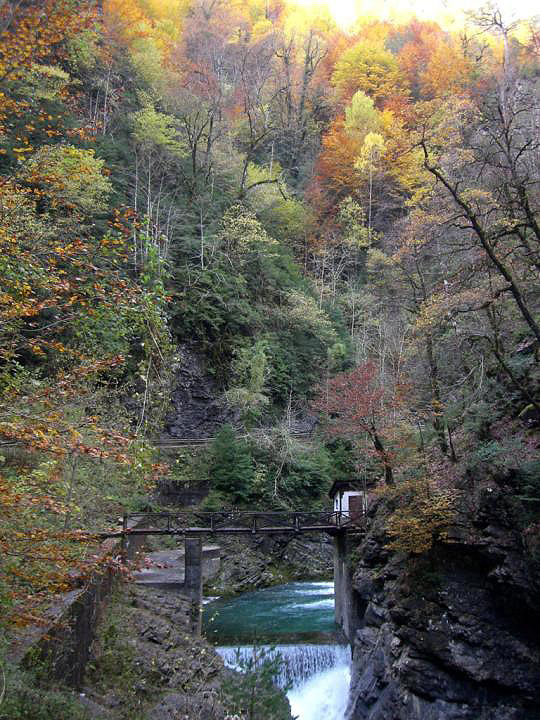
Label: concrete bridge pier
xmin=184 ymin=536 xmax=203 ymax=635
xmin=334 ymin=532 xmax=360 ymax=646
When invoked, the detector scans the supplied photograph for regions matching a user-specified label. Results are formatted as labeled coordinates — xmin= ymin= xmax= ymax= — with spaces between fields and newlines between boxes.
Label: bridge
xmin=103 ymin=509 xmax=365 ymax=639
xmin=101 ymin=510 xmax=365 ymax=540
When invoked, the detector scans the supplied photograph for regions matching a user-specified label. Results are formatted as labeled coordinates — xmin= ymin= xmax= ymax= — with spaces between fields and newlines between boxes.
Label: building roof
xmin=328 ymin=480 xmax=363 ymax=498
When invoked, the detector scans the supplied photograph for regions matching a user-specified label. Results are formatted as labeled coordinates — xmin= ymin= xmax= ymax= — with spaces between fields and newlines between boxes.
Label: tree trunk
xmin=370 ymin=427 xmax=394 ymax=485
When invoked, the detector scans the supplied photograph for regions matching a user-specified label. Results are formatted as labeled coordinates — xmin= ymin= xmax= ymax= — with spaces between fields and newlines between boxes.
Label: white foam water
xmin=288 ymin=662 xmax=351 ymax=720
xmin=217 ymin=643 xmax=351 ymax=719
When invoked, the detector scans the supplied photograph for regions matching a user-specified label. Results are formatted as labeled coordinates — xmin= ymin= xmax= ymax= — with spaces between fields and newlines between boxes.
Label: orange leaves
xmin=102 ymin=0 xmax=150 ymax=48
xmin=0 ymin=1 xmax=96 ymax=159
xmin=316 ymin=117 xmax=362 ymax=198
xmin=313 ymin=362 xmax=383 ymax=441
xmin=390 ymin=19 xmax=472 ymax=101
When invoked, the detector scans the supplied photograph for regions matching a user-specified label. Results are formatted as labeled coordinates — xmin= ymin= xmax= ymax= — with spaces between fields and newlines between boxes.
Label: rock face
xmin=346 ymin=481 xmax=540 ymax=720
xmin=164 ymin=345 xmax=239 ymax=440
xmin=207 ymin=533 xmax=334 ymax=595
xmin=84 ymin=586 xmax=230 ymax=719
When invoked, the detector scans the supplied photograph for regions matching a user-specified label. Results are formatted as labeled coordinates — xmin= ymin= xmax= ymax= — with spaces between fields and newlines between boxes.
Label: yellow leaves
xmin=332 ymin=38 xmax=404 ymax=103
xmin=355 ymin=131 xmax=386 ymax=173
xmin=383 ymin=478 xmax=460 ymax=555
xmin=416 ymin=287 xmax=494 ymax=332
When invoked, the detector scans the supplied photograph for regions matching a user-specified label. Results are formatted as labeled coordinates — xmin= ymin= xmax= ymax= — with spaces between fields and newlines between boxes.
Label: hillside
xmin=0 ymin=1 xmax=539 ymax=718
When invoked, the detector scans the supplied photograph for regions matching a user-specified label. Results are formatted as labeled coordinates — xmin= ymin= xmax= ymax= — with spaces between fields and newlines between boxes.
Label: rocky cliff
xmin=163 ymin=345 xmax=239 ymax=440
xmin=83 ymin=584 xmax=292 ymax=720
xmin=207 ymin=533 xmax=334 ymax=596
xmin=346 ymin=478 xmax=540 ymax=720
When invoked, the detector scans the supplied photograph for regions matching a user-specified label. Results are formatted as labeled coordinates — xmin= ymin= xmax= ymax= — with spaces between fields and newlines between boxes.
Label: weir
xmin=217 ymin=644 xmax=351 ymax=689
xmin=205 ymin=582 xmax=352 ymax=720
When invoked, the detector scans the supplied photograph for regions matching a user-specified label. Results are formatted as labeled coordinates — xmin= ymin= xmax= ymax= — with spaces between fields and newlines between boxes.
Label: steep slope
xmin=347 ymin=480 xmax=540 ymax=720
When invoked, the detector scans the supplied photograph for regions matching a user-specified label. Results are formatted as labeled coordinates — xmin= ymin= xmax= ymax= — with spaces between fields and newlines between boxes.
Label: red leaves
xmin=312 ymin=361 xmax=384 ymax=438
xmin=313 ymin=361 xmax=396 ymax=485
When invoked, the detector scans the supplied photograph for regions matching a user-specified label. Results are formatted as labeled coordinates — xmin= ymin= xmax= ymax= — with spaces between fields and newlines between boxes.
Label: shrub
xmin=383 ymin=479 xmax=460 ymax=554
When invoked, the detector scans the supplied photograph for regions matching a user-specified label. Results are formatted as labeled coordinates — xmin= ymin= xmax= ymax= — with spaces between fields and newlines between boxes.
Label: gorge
xmin=1 ymin=0 xmax=539 ymax=718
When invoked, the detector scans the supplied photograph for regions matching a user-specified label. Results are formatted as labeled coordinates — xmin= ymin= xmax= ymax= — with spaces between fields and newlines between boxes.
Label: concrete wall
xmin=334 ymin=532 xmax=361 ymax=646
xmin=12 ymin=519 xmax=146 ymax=688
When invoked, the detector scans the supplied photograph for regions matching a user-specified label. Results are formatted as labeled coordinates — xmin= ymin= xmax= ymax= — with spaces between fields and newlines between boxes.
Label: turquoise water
xmin=203 ymin=581 xmax=338 ymax=644
xmin=203 ymin=582 xmax=351 ymax=720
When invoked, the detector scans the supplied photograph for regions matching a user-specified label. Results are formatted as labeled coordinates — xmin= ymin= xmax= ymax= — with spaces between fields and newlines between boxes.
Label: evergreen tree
xmin=209 ymin=425 xmax=254 ymax=504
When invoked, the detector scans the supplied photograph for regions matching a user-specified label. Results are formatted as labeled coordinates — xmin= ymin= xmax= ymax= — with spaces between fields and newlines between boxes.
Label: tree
xmin=344 ymin=90 xmax=380 ymax=138
xmin=392 ymin=19 xmax=470 ymax=100
xmin=418 ymin=93 xmax=540 ymax=345
xmin=209 ymin=425 xmax=254 ymax=503
xmin=272 ymin=27 xmax=328 ymax=183
xmin=317 ymin=116 xmax=363 ymax=198
xmin=0 ymin=0 xmax=95 ymax=165
xmin=313 ymin=362 xmax=395 ymax=485
xmin=222 ymin=646 xmax=291 ymax=720
xmin=227 ymin=341 xmax=270 ymax=425
xmin=331 ymin=39 xmax=403 ymax=104
xmin=23 ymin=145 xmax=112 ymax=215
xmin=355 ymin=132 xmax=385 ymax=242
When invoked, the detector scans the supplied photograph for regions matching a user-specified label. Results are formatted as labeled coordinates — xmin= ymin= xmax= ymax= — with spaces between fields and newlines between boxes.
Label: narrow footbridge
xmin=101 ymin=510 xmax=365 ymax=539
xmin=100 ymin=510 xmax=365 ymax=638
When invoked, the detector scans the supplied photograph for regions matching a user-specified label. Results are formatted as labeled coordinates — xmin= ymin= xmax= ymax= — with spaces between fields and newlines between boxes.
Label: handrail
xmin=99 ymin=510 xmax=366 ymax=539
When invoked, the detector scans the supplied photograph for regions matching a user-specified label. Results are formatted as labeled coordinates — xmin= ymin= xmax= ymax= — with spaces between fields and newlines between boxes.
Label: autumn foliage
xmin=0 ymin=0 xmax=538 ymax=632
xmin=313 ymin=362 xmax=395 ymax=485
xmin=0 ymin=0 xmax=171 ymax=629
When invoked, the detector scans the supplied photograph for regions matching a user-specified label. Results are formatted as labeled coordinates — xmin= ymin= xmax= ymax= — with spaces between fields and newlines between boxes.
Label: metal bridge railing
xmin=101 ymin=510 xmax=366 ymax=538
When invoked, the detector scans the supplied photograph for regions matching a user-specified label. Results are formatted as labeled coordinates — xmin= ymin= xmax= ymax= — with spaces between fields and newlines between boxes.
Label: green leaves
xmin=209 ymin=426 xmax=254 ymax=504
xmin=131 ymin=104 xmax=187 ymax=158
xmin=222 ymin=646 xmax=291 ymax=720
xmin=24 ymin=145 xmax=112 ymax=214
xmin=344 ymin=91 xmax=380 ymax=139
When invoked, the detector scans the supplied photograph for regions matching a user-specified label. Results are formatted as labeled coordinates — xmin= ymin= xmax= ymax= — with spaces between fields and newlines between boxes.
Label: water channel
xmin=202 ymin=581 xmax=351 ymax=719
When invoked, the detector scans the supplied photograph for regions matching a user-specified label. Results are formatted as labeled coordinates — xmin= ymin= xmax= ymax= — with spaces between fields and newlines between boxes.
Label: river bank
xmin=78 ymin=580 xmax=349 ymax=720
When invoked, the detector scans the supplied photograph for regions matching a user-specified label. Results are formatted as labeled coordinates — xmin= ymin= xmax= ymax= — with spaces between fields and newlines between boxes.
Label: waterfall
xmin=288 ymin=662 xmax=351 ymax=720
xmin=217 ymin=643 xmax=351 ymax=720
xmin=207 ymin=582 xmax=351 ymax=720
xmin=217 ymin=643 xmax=350 ymax=689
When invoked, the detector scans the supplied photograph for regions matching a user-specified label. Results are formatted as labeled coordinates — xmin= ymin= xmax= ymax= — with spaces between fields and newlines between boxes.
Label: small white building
xmin=329 ymin=480 xmax=367 ymax=521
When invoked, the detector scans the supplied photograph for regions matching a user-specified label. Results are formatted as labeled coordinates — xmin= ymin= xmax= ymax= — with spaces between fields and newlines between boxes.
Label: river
xmin=202 ymin=581 xmax=351 ymax=719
